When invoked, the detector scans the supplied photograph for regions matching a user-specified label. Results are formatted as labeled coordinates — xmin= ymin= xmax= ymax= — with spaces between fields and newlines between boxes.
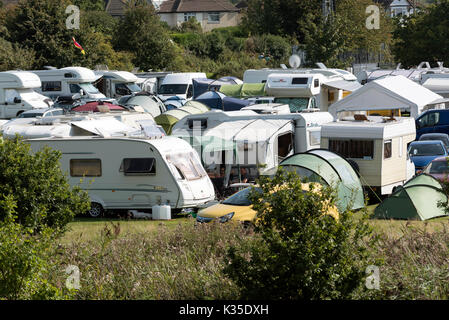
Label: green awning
xmin=219 ymin=83 xmax=266 ymax=98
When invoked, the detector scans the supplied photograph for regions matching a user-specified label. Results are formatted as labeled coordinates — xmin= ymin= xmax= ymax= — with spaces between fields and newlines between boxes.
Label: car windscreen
xmin=19 ymin=112 xmax=42 ymax=118
xmin=159 ymin=84 xmax=188 ymax=95
xmin=409 ymin=143 xmax=445 ymax=156
xmin=125 ymin=83 xmax=141 ymax=92
xmin=79 ymin=83 xmax=100 ymax=94
xmin=426 ymin=160 xmax=449 ymax=174
xmin=222 ymin=187 xmax=262 ymax=206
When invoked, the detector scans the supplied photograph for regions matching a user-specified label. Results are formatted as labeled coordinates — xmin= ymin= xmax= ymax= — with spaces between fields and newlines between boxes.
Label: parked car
xmin=422 ymin=156 xmax=449 ymax=182
xmin=419 ymin=133 xmax=449 ymax=151
xmin=408 ymin=140 xmax=448 ymax=172
xmin=196 ymin=183 xmax=339 ymax=224
xmin=18 ymin=107 xmax=65 ymax=118
xmin=416 ymin=109 xmax=449 ymax=139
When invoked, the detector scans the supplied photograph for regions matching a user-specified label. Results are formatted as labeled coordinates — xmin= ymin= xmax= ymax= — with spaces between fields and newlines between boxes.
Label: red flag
xmin=72 ymin=37 xmax=85 ymax=55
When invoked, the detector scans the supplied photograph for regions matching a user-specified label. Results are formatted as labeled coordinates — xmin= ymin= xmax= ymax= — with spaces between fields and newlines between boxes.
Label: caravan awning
xmin=323 ymin=80 xmax=362 ymax=92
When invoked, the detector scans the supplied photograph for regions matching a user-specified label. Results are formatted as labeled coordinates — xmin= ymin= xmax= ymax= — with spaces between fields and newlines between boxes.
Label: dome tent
xmin=279 ymin=149 xmax=365 ymax=211
xmin=374 ymin=174 xmax=449 ymax=220
xmin=154 ymin=101 xmax=209 ymax=135
xmin=194 ymin=91 xmax=252 ymax=111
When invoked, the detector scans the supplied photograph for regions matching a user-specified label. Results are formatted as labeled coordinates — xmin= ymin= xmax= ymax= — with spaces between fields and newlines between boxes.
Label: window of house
xmin=208 ymin=12 xmax=220 ymax=22
xmin=42 ymin=81 xmax=62 ymax=92
xmin=184 ymin=12 xmax=196 ymax=22
xmin=120 ymin=158 xmax=156 ymax=175
xmin=70 ymin=159 xmax=102 ymax=177
xmin=384 ymin=140 xmax=392 ymax=159
xmin=329 ymin=139 xmax=374 ymax=159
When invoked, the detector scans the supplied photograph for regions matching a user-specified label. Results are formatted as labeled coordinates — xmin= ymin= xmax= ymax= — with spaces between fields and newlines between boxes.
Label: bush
xmin=250 ymin=34 xmax=292 ymax=62
xmin=0 ymin=196 xmax=66 ymax=299
xmin=0 ymin=136 xmax=90 ymax=234
xmin=224 ymin=170 xmax=376 ymax=299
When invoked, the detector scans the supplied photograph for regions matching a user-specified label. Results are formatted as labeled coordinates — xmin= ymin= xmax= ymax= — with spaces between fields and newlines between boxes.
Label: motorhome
xmin=158 ymin=72 xmax=207 ymax=101
xmin=31 ymin=67 xmax=106 ymax=100
xmin=243 ymin=66 xmax=357 ymax=84
xmin=93 ymin=70 xmax=141 ymax=99
xmin=320 ymin=115 xmax=416 ymax=196
xmin=26 ymin=136 xmax=216 ymax=217
xmin=171 ymin=108 xmax=333 ymax=192
xmin=134 ymin=71 xmax=173 ymax=94
xmin=264 ymin=71 xmax=361 ymax=113
xmin=0 ymin=71 xmax=53 ymax=119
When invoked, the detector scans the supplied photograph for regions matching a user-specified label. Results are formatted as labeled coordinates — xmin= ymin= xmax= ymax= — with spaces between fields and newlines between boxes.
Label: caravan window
xmin=159 ymin=84 xmax=188 ymax=95
xmin=42 ymin=81 xmax=62 ymax=92
xmin=274 ymin=97 xmax=309 ymax=112
xmin=329 ymin=139 xmax=374 ymax=159
xmin=291 ymin=78 xmax=308 ymax=85
xmin=277 ymin=132 xmax=293 ymax=159
xmin=188 ymin=118 xmax=207 ymax=129
xmin=384 ymin=140 xmax=392 ymax=159
xmin=70 ymin=159 xmax=102 ymax=177
xmin=166 ymin=152 xmax=206 ymax=181
xmin=120 ymin=158 xmax=156 ymax=175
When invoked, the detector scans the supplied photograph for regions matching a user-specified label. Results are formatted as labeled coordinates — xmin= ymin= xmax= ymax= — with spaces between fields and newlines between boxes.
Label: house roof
xmin=158 ymin=0 xmax=239 ymax=13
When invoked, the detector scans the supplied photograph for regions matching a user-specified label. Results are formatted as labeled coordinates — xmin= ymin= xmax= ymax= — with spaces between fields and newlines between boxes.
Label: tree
xmin=115 ymin=2 xmax=178 ymax=71
xmin=392 ymin=0 xmax=449 ymax=67
xmin=0 ymin=136 xmax=90 ymax=234
xmin=0 ymin=37 xmax=36 ymax=71
xmin=224 ymin=170 xmax=376 ymax=299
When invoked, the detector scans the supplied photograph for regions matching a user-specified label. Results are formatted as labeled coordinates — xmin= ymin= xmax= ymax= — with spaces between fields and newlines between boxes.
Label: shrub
xmin=0 ymin=196 xmax=66 ymax=299
xmin=224 ymin=169 xmax=376 ymax=299
xmin=0 ymin=136 xmax=90 ymax=234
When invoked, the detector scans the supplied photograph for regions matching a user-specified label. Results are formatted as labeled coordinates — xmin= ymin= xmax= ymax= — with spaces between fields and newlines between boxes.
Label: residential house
xmin=105 ymin=0 xmax=157 ymax=17
xmin=374 ymin=0 xmax=421 ymax=18
xmin=157 ymin=0 xmax=240 ymax=32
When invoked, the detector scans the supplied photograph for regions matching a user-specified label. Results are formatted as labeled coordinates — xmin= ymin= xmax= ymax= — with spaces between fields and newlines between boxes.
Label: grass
xmin=61 ymin=215 xmax=191 ymax=244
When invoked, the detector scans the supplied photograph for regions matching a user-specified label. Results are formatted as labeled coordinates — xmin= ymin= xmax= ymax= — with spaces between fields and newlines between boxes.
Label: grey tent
xmin=374 ymin=174 xmax=449 ymax=220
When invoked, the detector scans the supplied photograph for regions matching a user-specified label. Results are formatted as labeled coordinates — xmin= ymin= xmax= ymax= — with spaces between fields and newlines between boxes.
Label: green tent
xmin=279 ymin=149 xmax=365 ymax=211
xmin=154 ymin=102 xmax=209 ymax=135
xmin=374 ymin=174 xmax=448 ymax=220
xmin=219 ymin=83 xmax=266 ymax=98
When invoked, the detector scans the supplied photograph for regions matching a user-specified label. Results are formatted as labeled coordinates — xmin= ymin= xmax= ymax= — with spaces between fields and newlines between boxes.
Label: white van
xmin=0 ymin=71 xmax=53 ymax=119
xmin=158 ymin=72 xmax=207 ymax=101
xmin=27 ymin=136 xmax=216 ymax=217
xmin=31 ymin=67 xmax=106 ymax=100
xmin=94 ymin=70 xmax=141 ymax=99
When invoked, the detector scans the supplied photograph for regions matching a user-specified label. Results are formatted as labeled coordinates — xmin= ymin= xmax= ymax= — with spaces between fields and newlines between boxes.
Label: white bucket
xmin=159 ymin=205 xmax=171 ymax=220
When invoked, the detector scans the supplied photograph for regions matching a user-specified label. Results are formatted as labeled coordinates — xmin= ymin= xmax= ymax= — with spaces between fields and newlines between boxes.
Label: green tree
xmin=392 ymin=0 xmax=449 ymax=67
xmin=224 ymin=170 xmax=376 ymax=299
xmin=178 ymin=17 xmax=203 ymax=33
xmin=115 ymin=2 xmax=177 ymax=71
xmin=0 ymin=136 xmax=90 ymax=234
xmin=0 ymin=37 xmax=36 ymax=71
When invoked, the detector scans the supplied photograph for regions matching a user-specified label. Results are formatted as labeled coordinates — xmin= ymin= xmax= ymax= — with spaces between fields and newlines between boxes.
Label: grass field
xmin=61 ymin=204 xmax=449 ymax=244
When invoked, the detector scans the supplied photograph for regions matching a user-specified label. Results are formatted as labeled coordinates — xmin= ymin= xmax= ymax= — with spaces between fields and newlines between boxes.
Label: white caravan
xmin=158 ymin=72 xmax=207 ymax=101
xmin=0 ymin=71 xmax=53 ymax=119
xmin=27 ymin=136 xmax=215 ymax=216
xmin=171 ymin=108 xmax=333 ymax=188
xmin=94 ymin=70 xmax=141 ymax=99
xmin=31 ymin=67 xmax=106 ymax=100
xmin=320 ymin=115 xmax=416 ymax=195
xmin=0 ymin=111 xmax=158 ymax=139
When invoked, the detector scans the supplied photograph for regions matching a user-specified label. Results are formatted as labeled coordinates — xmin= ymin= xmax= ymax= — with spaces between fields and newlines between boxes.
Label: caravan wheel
xmin=88 ymin=202 xmax=104 ymax=218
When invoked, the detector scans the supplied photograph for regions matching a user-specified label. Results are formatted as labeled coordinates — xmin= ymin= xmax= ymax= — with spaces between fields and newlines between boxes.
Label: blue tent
xmin=222 ymin=97 xmax=252 ymax=111
xmin=193 ymin=77 xmax=243 ymax=99
xmin=194 ymin=91 xmax=251 ymax=111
